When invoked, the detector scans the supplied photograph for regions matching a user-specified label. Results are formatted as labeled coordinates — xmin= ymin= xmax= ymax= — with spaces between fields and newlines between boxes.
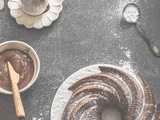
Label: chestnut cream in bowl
xmin=0 ymin=41 xmax=40 ymax=94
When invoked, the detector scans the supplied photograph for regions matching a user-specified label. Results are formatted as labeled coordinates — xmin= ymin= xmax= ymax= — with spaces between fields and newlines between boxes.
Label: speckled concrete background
xmin=0 ymin=0 xmax=160 ymax=120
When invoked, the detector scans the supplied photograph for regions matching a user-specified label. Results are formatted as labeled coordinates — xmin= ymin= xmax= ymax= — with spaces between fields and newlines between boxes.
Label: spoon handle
xmin=135 ymin=24 xmax=160 ymax=57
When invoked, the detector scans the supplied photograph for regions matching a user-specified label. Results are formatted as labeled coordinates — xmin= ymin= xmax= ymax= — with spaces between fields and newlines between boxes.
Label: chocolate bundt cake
xmin=61 ymin=66 xmax=160 ymax=120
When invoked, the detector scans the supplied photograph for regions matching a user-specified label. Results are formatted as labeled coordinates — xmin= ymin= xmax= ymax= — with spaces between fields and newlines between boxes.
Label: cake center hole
xmin=101 ymin=107 xmax=121 ymax=120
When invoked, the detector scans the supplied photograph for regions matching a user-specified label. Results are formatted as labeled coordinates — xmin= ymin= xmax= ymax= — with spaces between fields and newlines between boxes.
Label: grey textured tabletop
xmin=0 ymin=0 xmax=160 ymax=120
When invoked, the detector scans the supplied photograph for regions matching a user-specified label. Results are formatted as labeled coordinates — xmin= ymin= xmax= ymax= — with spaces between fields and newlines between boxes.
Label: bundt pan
xmin=51 ymin=64 xmax=160 ymax=120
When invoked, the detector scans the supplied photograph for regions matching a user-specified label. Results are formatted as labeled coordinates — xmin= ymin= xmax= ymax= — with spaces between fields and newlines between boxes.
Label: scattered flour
xmin=32 ymin=117 xmax=36 ymax=120
xmin=121 ymin=47 xmax=131 ymax=59
xmin=32 ymin=113 xmax=44 ymax=120
xmin=110 ymin=30 xmax=120 ymax=38
xmin=125 ymin=49 xmax=131 ymax=58
xmin=38 ymin=118 xmax=44 ymax=120
xmin=119 ymin=60 xmax=134 ymax=72
xmin=32 ymin=117 xmax=44 ymax=120
xmin=119 ymin=46 xmax=137 ymax=73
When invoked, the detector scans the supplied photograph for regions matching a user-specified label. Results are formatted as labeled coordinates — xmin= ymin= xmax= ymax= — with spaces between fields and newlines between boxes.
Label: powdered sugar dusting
xmin=123 ymin=4 xmax=139 ymax=23
xmin=117 ymin=0 xmax=140 ymax=18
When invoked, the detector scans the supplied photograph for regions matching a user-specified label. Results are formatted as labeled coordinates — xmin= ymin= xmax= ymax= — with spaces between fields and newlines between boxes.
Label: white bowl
xmin=0 ymin=40 xmax=40 ymax=94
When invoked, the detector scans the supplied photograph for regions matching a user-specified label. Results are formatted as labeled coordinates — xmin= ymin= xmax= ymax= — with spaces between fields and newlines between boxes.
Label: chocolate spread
xmin=0 ymin=49 xmax=34 ymax=91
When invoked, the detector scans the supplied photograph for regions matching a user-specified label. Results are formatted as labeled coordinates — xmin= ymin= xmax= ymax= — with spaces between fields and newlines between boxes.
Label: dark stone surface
xmin=0 ymin=0 xmax=160 ymax=120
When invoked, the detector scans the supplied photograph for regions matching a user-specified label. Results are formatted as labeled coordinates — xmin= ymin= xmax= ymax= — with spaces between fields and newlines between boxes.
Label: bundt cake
xmin=61 ymin=66 xmax=159 ymax=120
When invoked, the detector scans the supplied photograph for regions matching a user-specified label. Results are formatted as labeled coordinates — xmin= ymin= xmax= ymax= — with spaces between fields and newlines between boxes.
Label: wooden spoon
xmin=7 ymin=61 xmax=25 ymax=119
